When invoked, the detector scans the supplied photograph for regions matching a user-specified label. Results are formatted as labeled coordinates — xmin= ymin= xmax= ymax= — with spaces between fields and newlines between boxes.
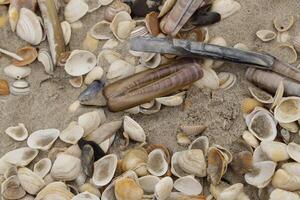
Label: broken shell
xmin=38 ymin=49 xmax=54 ymax=75
xmin=72 ymin=191 xmax=100 ymax=200
xmin=218 ymin=72 xmax=237 ymax=90
xmin=17 ymin=167 xmax=45 ymax=195
xmin=260 ymin=141 xmax=289 ymax=162
xmin=287 ymin=142 xmax=300 ymax=163
xmin=51 ymin=154 xmax=82 ymax=181
xmin=79 ymin=183 xmax=101 ymax=197
xmin=27 ymin=128 xmax=60 ymax=151
xmin=93 ymin=154 xmax=118 ymax=186
xmin=155 ymin=176 xmax=173 ymax=200
xmin=158 ymin=0 xmax=176 ymax=18
xmin=1 ymin=175 xmax=26 ymax=199
xmin=272 ymin=169 xmax=300 ymax=191
xmin=177 ymin=133 xmax=191 ymax=146
xmin=90 ymin=20 xmax=113 ymax=40
xmin=64 ymin=0 xmax=88 ymax=23
xmin=115 ymin=177 xmax=144 ymax=200
xmin=138 ymin=175 xmax=160 ymax=194
xmin=189 ymin=136 xmax=209 ymax=156
xmin=33 ymin=158 xmax=52 ymax=178
xmin=242 ymin=130 xmax=259 ymax=148
xmin=122 ymin=148 xmax=148 ymax=176
xmin=231 ymin=151 xmax=253 ymax=175
xmin=61 ymin=21 xmax=72 ymax=45
xmin=2 ymin=147 xmax=38 ymax=166
xmin=130 ymin=26 xmax=148 ymax=40
xmin=11 ymin=80 xmax=30 ymax=95
xmin=35 ymin=182 xmax=75 ymax=200
xmin=60 ymin=122 xmax=84 ymax=144
xmin=12 ymin=46 xmax=37 ymax=67
xmin=241 ymin=98 xmax=263 ymax=114
xmin=16 ymin=8 xmax=43 ymax=45
xmin=81 ymin=144 xmax=94 ymax=177
xmin=5 ymin=123 xmax=28 ymax=141
xmin=0 ymin=79 xmax=9 ymax=96
xmin=65 ymin=50 xmax=97 ymax=76
xmin=270 ymin=189 xmax=300 ymax=200
xmin=256 ymin=30 xmax=276 ymax=42
xmin=180 ymin=125 xmax=207 ymax=136
xmin=110 ymin=11 xmax=136 ymax=41
xmin=174 ymin=175 xmax=202 ymax=195
xmin=123 ymin=115 xmax=146 ymax=143
xmin=147 ymin=149 xmax=168 ymax=176
xmin=69 ymin=76 xmax=83 ymax=88
xmin=4 ymin=64 xmax=31 ymax=79
xmin=99 ymin=134 xmax=115 ymax=153
xmin=277 ymin=31 xmax=291 ymax=43
xmin=249 ymin=86 xmax=274 ymax=104
xmin=274 ymin=97 xmax=300 ymax=123
xmin=178 ymin=149 xmax=206 ymax=177
xmin=78 ymin=110 xmax=102 ymax=137
xmin=207 ymin=147 xmax=227 ymax=185
xmin=244 ymin=161 xmax=276 ymax=188
xmin=156 ymin=92 xmax=185 ymax=107
xmin=194 ymin=66 xmax=219 ymax=89
xmin=211 ymin=0 xmax=241 ymax=19
xmin=84 ymin=66 xmax=104 ymax=85
xmin=107 ymin=59 xmax=135 ymax=80
xmin=273 ymin=15 xmax=295 ymax=32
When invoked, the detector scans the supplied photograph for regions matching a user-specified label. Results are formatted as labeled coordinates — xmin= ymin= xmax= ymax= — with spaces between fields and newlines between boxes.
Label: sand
xmin=1 ymin=0 xmax=300 ymax=199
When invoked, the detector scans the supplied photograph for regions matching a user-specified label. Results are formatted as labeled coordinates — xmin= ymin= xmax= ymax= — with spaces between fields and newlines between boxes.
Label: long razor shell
xmin=38 ymin=0 xmax=66 ymax=65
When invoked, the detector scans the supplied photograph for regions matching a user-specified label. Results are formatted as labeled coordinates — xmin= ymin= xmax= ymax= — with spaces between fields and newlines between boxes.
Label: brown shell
xmin=0 ymin=79 xmax=10 ymax=96
xmin=145 ymin=12 xmax=160 ymax=36
xmin=12 ymin=46 xmax=38 ymax=67
xmin=230 ymin=151 xmax=253 ymax=175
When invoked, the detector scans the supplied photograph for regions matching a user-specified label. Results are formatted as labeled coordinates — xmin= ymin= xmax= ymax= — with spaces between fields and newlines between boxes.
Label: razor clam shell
xmin=38 ymin=49 xmax=54 ymax=74
xmin=78 ymin=80 xmax=107 ymax=106
xmin=61 ymin=21 xmax=72 ymax=45
xmin=64 ymin=0 xmax=88 ymax=23
xmin=4 ymin=65 xmax=31 ymax=79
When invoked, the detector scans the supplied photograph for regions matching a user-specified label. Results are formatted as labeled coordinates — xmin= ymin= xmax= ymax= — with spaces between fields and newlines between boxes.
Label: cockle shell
xmin=155 ymin=176 xmax=173 ymax=200
xmin=174 ymin=175 xmax=202 ymax=195
xmin=188 ymin=136 xmax=209 ymax=156
xmin=260 ymin=141 xmax=289 ymax=162
xmin=51 ymin=154 xmax=82 ymax=181
xmin=287 ymin=142 xmax=300 ymax=163
xmin=11 ymin=80 xmax=30 ymax=95
xmin=115 ymin=177 xmax=144 ymax=200
xmin=65 ymin=50 xmax=97 ymax=76
xmin=218 ymin=72 xmax=237 ymax=90
xmin=147 ymin=149 xmax=168 ymax=176
xmin=12 ymin=46 xmax=37 ymax=67
xmin=38 ymin=49 xmax=54 ymax=74
xmin=194 ymin=66 xmax=219 ymax=89
xmin=270 ymin=189 xmax=300 ymax=200
xmin=2 ymin=147 xmax=38 ymax=166
xmin=90 ymin=20 xmax=113 ymax=40
xmin=34 ymin=158 xmax=52 ymax=178
xmin=106 ymin=59 xmax=135 ymax=80
xmin=16 ymin=8 xmax=43 ymax=45
xmin=1 ymin=175 xmax=26 ymax=199
xmin=256 ymin=30 xmax=276 ymax=42
xmin=249 ymin=87 xmax=274 ymax=104
xmin=122 ymin=148 xmax=148 ymax=176
xmin=35 ymin=182 xmax=75 ymax=200
xmin=64 ymin=0 xmax=88 ymax=23
xmin=27 ymin=128 xmax=60 ymax=151
xmin=5 ymin=123 xmax=28 ymax=141
xmin=273 ymin=15 xmax=295 ymax=32
xmin=79 ymin=183 xmax=101 ymax=197
xmin=72 ymin=191 xmax=100 ymax=200
xmin=123 ymin=115 xmax=146 ymax=143
xmin=0 ymin=79 xmax=9 ymax=96
xmin=177 ymin=149 xmax=206 ymax=177
xmin=156 ymin=92 xmax=185 ymax=107
xmin=4 ymin=64 xmax=31 ymax=79
xmin=211 ymin=0 xmax=241 ymax=19
xmin=61 ymin=21 xmax=72 ymax=45
xmin=110 ymin=11 xmax=136 ymax=41
xmin=92 ymin=154 xmax=118 ymax=186
xmin=207 ymin=147 xmax=227 ymax=185
xmin=78 ymin=110 xmax=102 ymax=137
xmin=274 ymin=97 xmax=300 ymax=123
xmin=17 ymin=167 xmax=45 ymax=195
xmin=60 ymin=122 xmax=84 ymax=144
xmin=138 ymin=175 xmax=160 ymax=194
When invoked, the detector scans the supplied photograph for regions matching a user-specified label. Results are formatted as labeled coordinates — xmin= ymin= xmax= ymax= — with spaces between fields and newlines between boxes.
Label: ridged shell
xmin=147 ymin=149 xmax=168 ymax=176
xmin=78 ymin=110 xmax=103 ymax=137
xmin=256 ymin=30 xmax=276 ymax=42
xmin=5 ymin=123 xmax=28 ymax=141
xmin=218 ymin=72 xmax=237 ymax=90
xmin=17 ymin=167 xmax=45 ymax=195
xmin=4 ymin=64 xmax=31 ymax=79
xmin=138 ymin=175 xmax=160 ymax=194
xmin=27 ymin=129 xmax=60 ymax=151
xmin=64 ymin=0 xmax=88 ymax=23
xmin=33 ymin=158 xmax=52 ymax=178
xmin=121 ymin=148 xmax=148 ymax=177
xmin=2 ymin=147 xmax=38 ymax=166
xmin=174 ymin=176 xmax=202 ymax=195
xmin=177 ymin=149 xmax=206 ymax=177
xmin=38 ymin=49 xmax=54 ymax=75
xmin=115 ymin=177 xmax=144 ymax=200
xmin=188 ymin=136 xmax=209 ymax=156
xmin=155 ymin=177 xmax=173 ymax=200
xmin=11 ymin=80 xmax=30 ymax=95
xmin=35 ymin=182 xmax=75 ymax=200
xmin=1 ymin=175 xmax=26 ymax=199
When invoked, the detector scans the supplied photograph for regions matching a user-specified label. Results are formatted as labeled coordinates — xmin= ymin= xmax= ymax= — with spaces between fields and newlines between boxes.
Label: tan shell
xmin=4 ymin=64 xmax=31 ymax=79
xmin=256 ymin=30 xmax=276 ymax=42
xmin=177 ymin=149 xmax=206 ymax=177
xmin=90 ymin=20 xmax=113 ymax=40
xmin=1 ymin=175 xmax=26 ymax=199
xmin=110 ymin=11 xmax=136 ymax=41
xmin=107 ymin=59 xmax=135 ymax=80
xmin=233 ymin=43 xmax=249 ymax=51
xmin=219 ymin=183 xmax=249 ymax=200
xmin=270 ymin=189 xmax=300 ymax=200
xmin=274 ymin=97 xmax=300 ymax=123
xmin=99 ymin=134 xmax=115 ymax=153
xmin=273 ymin=15 xmax=295 ymax=32
xmin=138 ymin=175 xmax=160 ymax=194
xmin=277 ymin=44 xmax=298 ymax=64
xmin=17 ymin=167 xmax=45 ymax=195
xmin=207 ymin=147 xmax=227 ymax=185
xmin=84 ymin=66 xmax=104 ymax=85
xmin=241 ymin=98 xmax=263 ymax=114
xmin=104 ymin=0 xmax=131 ymax=22
xmin=249 ymin=86 xmax=274 ymax=104
xmin=122 ymin=148 xmax=148 ymax=176
xmin=5 ymin=123 xmax=28 ymax=141
xmin=78 ymin=110 xmax=102 ymax=137
xmin=211 ymin=0 xmax=241 ymax=19
xmin=79 ymin=183 xmax=101 ymax=197
xmin=60 ymin=122 xmax=84 ymax=144
xmin=64 ymin=0 xmax=88 ymax=23
xmin=272 ymin=169 xmax=300 ymax=191
xmin=123 ymin=115 xmax=146 ymax=143
xmin=147 ymin=149 xmax=168 ymax=176
xmin=287 ymin=142 xmax=300 ymax=163
xmin=194 ymin=66 xmax=219 ymax=89
xmin=34 ymin=158 xmax=52 ymax=178
xmin=242 ymin=130 xmax=259 ymax=148
xmin=72 ymin=192 xmax=100 ymax=200
xmin=97 ymin=49 xmax=122 ymax=66
xmin=156 ymin=92 xmax=185 ymax=107
xmin=171 ymin=152 xmax=190 ymax=178
xmin=12 ymin=46 xmax=37 ymax=67
xmin=2 ymin=147 xmax=38 ymax=166
xmin=27 ymin=128 xmax=60 ymax=151
xmin=82 ymin=32 xmax=99 ymax=53
xmin=155 ymin=177 xmax=173 ymax=200
xmin=180 ymin=125 xmax=207 ymax=136
xmin=0 ymin=79 xmax=9 ymax=96
xmin=174 ymin=175 xmax=202 ymax=195
xmin=69 ymin=76 xmax=83 ymax=88
xmin=260 ymin=141 xmax=290 ymax=162
xmin=93 ymin=154 xmax=118 ymax=186
xmin=115 ymin=177 xmax=144 ymax=200
xmin=35 ymin=182 xmax=75 ymax=200
xmin=102 ymin=39 xmax=119 ymax=49
xmin=177 ymin=133 xmax=191 ymax=146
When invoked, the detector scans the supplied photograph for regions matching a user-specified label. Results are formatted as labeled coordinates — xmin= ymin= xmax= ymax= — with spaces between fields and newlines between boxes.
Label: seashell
xmin=104 ymin=0 xmax=131 ymax=22
xmin=12 ymin=45 xmax=37 ymax=67
xmin=241 ymin=98 xmax=263 ymax=114
xmin=60 ymin=122 xmax=84 ymax=144
xmin=147 ymin=149 xmax=168 ymax=176
xmin=79 ymin=183 xmax=101 ymax=197
xmin=211 ymin=0 xmax=241 ymax=19
xmin=99 ymin=0 xmax=113 ymax=6
xmin=256 ymin=30 xmax=276 ymax=42
xmin=282 ymin=162 xmax=300 ymax=177
xmin=122 ymin=148 xmax=148 ymax=176
xmin=65 ymin=50 xmax=97 ymax=76
xmin=65 ymin=144 xmax=82 ymax=158
xmin=273 ymin=15 xmax=295 ymax=32
xmin=27 ymin=128 xmax=59 ymax=151
xmin=145 ymin=11 xmax=160 ymax=36
xmin=204 ymin=37 xmax=227 ymax=68
xmin=20 ymin=195 xmax=36 ymax=200
xmin=280 ymin=122 xmax=299 ymax=133
xmin=99 ymin=133 xmax=115 ymax=153
xmin=78 ymin=110 xmax=102 ymax=137
xmin=233 ymin=43 xmax=249 ymax=51
xmin=277 ymin=31 xmax=291 ymax=43
xmin=287 ymin=142 xmax=300 ymax=163
xmin=180 ymin=124 xmax=207 ymax=136
xmin=17 ymin=167 xmax=45 ymax=195
xmin=174 ymin=175 xmax=202 ymax=195
xmin=207 ymin=147 xmax=227 ymax=185
xmin=115 ymin=177 xmax=144 ymax=200
xmin=5 ymin=123 xmax=28 ymax=141
xmin=85 ymin=0 xmax=101 ymax=13
xmin=107 ymin=59 xmax=135 ymax=80
xmin=98 ymin=49 xmax=122 ymax=66
xmin=0 ymin=158 xmax=13 ymax=176
xmin=171 ymin=152 xmax=189 ymax=178
xmin=177 ymin=133 xmax=191 ymax=146
xmin=38 ymin=49 xmax=54 ymax=75
xmin=179 ymin=27 xmax=209 ymax=43
xmin=2 ymin=147 xmax=38 ymax=167
xmin=35 ymin=182 xmax=75 ymax=200
xmin=130 ymin=26 xmax=148 ymax=40
xmin=61 ymin=21 xmax=72 ymax=45
xmin=274 ymin=97 xmax=300 ymax=123
xmin=72 ymin=191 xmax=100 ymax=200
xmin=16 ymin=8 xmax=43 ymax=45
xmin=218 ymin=72 xmax=237 ymax=90
xmin=140 ymin=100 xmax=162 ymax=115
xmin=64 ymin=0 xmax=88 ymax=23
xmin=51 ymin=154 xmax=82 ymax=181
xmin=214 ymin=145 xmax=232 ymax=164
xmin=292 ymin=35 xmax=300 ymax=52
xmin=155 ymin=176 xmax=173 ymax=200
xmin=141 ymin=100 xmax=155 ymax=109
xmin=84 ymin=66 xmax=104 ymax=85
xmin=81 ymin=144 xmax=94 ymax=177
xmin=252 ymin=145 xmax=269 ymax=163
xmin=102 ymin=39 xmax=119 ymax=49
xmin=0 ymin=79 xmax=9 ymax=96
xmin=194 ymin=66 xmax=219 ymax=89
xmin=270 ymin=80 xmax=285 ymax=110
xmin=249 ymin=86 xmax=274 ymax=104
xmin=4 ymin=64 xmax=31 ymax=79
xmin=90 ymin=20 xmax=113 ymax=40
xmin=82 ymin=32 xmax=99 ymax=53
xmin=219 ymin=183 xmax=249 ymax=200
xmin=0 ymin=0 xmax=9 ymax=4
xmin=270 ymin=189 xmax=300 ymax=200
xmin=242 ymin=130 xmax=259 ymax=148
xmin=141 ymin=53 xmax=162 ymax=69
xmin=156 ymin=92 xmax=185 ymax=106
xmin=4 ymin=166 xmax=17 ymax=179
xmin=178 ymin=149 xmax=206 ymax=177
xmin=110 ymin=11 xmax=136 ymax=41
xmin=93 ymin=154 xmax=118 ymax=186
xmin=276 ymin=44 xmax=298 ymax=64
xmin=10 ymin=79 xmax=30 ymax=95
xmin=138 ymin=175 xmax=160 ymax=194
xmin=33 ymin=158 xmax=52 ymax=178
xmin=244 ymin=161 xmax=276 ymax=188
xmin=272 ymin=168 xmax=300 ymax=191
xmin=158 ymin=0 xmax=176 ymax=18
xmin=1 ymin=175 xmax=26 ymax=199
xmin=69 ymin=76 xmax=83 ymax=88
xmin=189 ymin=136 xmax=209 ymax=156
xmin=231 ymin=151 xmax=253 ymax=175
xmin=260 ymin=141 xmax=289 ymax=162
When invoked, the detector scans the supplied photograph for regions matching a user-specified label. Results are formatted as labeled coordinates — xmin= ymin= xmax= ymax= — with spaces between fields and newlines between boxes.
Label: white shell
xmin=123 ymin=115 xmax=146 ymax=143
xmin=274 ymin=97 xmax=300 ymax=123
xmin=92 ymin=154 xmax=118 ymax=187
xmin=99 ymin=0 xmax=114 ymax=6
xmin=78 ymin=110 xmax=102 ymax=137
xmin=78 ymin=183 xmax=101 ymax=197
xmin=84 ymin=66 xmax=104 ymax=85
xmin=252 ymin=145 xmax=269 ymax=163
xmin=106 ymin=59 xmax=135 ymax=80
xmin=85 ymin=0 xmax=102 ymax=13
xmin=16 ymin=8 xmax=43 ymax=45
xmin=102 ymin=39 xmax=119 ymax=49
xmin=1 ymin=175 xmax=26 ymax=199
xmin=61 ymin=21 xmax=72 ymax=45
xmin=64 ymin=0 xmax=89 ymax=23
xmin=156 ymin=92 xmax=185 ymax=107
xmin=2 ymin=147 xmax=38 ymax=167
xmin=11 ymin=80 xmax=30 ymax=95
xmin=99 ymin=134 xmax=115 ymax=153
xmin=270 ymin=189 xmax=300 ymax=200
xmin=256 ymin=30 xmax=276 ymax=42
xmin=35 ymin=182 xmax=75 ymax=199
xmin=233 ymin=43 xmax=249 ymax=51
xmin=72 ymin=191 xmax=100 ymax=200
xmin=242 ymin=130 xmax=259 ymax=148
xmin=279 ymin=122 xmax=298 ymax=133
xmin=138 ymin=175 xmax=160 ymax=194
xmin=65 ymin=50 xmax=97 ymax=76
xmin=140 ymin=53 xmax=162 ymax=69
xmin=204 ymin=37 xmax=227 ymax=69
xmin=98 ymin=50 xmax=122 ymax=66
xmin=38 ymin=49 xmax=54 ymax=75
xmin=90 ymin=20 xmax=113 ymax=40
xmin=110 ymin=11 xmax=136 ymax=41
xmin=60 ymin=122 xmax=84 ymax=144
xmin=218 ymin=72 xmax=237 ymax=90
xmin=147 ymin=149 xmax=168 ymax=176
xmin=174 ymin=176 xmax=202 ymax=195
xmin=0 ymin=158 xmax=13 ymax=174
xmin=171 ymin=152 xmax=189 ymax=178
xmin=155 ymin=177 xmax=173 ymax=200
xmin=287 ymin=142 xmax=300 ymax=163
xmin=4 ymin=64 xmax=31 ymax=79
xmin=188 ymin=136 xmax=209 ymax=156
xmin=17 ymin=168 xmax=45 ymax=195
xmin=27 ymin=129 xmax=60 ymax=151
xmin=177 ymin=149 xmax=206 ymax=177
xmin=211 ymin=0 xmax=241 ymax=19
xmin=260 ymin=141 xmax=289 ymax=162
xmin=5 ymin=123 xmax=28 ymax=141
xmin=272 ymin=169 xmax=300 ymax=191
xmin=194 ymin=66 xmax=219 ymax=89
xmin=33 ymin=158 xmax=52 ymax=178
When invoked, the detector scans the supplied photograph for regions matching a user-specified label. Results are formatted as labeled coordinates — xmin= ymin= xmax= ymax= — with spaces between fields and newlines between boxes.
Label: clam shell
xmin=64 ymin=0 xmax=88 ymax=23
xmin=207 ymin=147 xmax=227 ymax=185
xmin=85 ymin=0 xmax=101 ymax=13
xmin=0 ymin=158 xmax=13 ymax=175
xmin=79 ymin=183 xmax=101 ymax=197
xmin=273 ymin=15 xmax=295 ymax=32
xmin=78 ymin=110 xmax=102 ymax=137
xmin=158 ymin=0 xmax=176 ymax=18
xmin=219 ymin=183 xmax=247 ymax=200
xmin=1 ymin=175 xmax=26 ymax=199
xmin=260 ymin=141 xmax=289 ymax=162
xmin=130 ymin=25 xmax=148 ymax=39
xmin=104 ymin=0 xmax=131 ymax=22
xmin=17 ymin=167 xmax=45 ymax=195
xmin=178 ymin=149 xmax=206 ymax=177
xmin=110 ymin=11 xmax=136 ymax=41
xmin=121 ymin=148 xmax=148 ymax=176
xmin=16 ymin=8 xmax=43 ymax=45
xmin=147 ymin=149 xmax=168 ymax=176
xmin=277 ymin=31 xmax=291 ymax=43
xmin=180 ymin=125 xmax=207 ymax=136
xmin=287 ymin=142 xmax=300 ymax=163
xmin=292 ymin=35 xmax=300 ymax=52
xmin=102 ymin=39 xmax=119 ymax=49
xmin=2 ymin=147 xmax=38 ymax=166
xmin=5 ymin=123 xmax=28 ymax=141
xmin=256 ymin=30 xmax=276 ymax=42
xmin=90 ymin=20 xmax=113 ymax=40
xmin=218 ymin=72 xmax=237 ymax=90
xmin=211 ymin=0 xmax=241 ymax=19
xmin=138 ymin=175 xmax=160 ymax=194
xmin=115 ymin=177 xmax=144 ymax=200
xmin=242 ymin=130 xmax=259 ymax=148
xmin=245 ymin=161 xmax=276 ymax=188
xmin=145 ymin=11 xmax=160 ymax=36
xmin=35 ymin=182 xmax=75 ymax=200
xmin=12 ymin=45 xmax=37 ymax=67
xmin=4 ymin=64 xmax=31 ymax=79
xmin=61 ymin=21 xmax=72 ymax=45
xmin=274 ymin=97 xmax=300 ymax=123
xmin=11 ymin=80 xmax=30 ymax=95
xmin=93 ymin=154 xmax=118 ymax=186
xmin=249 ymin=86 xmax=274 ymax=104
xmin=60 ymin=122 xmax=84 ymax=144
xmin=253 ymin=145 xmax=269 ymax=163
xmin=123 ymin=115 xmax=146 ymax=143
xmin=69 ymin=76 xmax=83 ymax=88
xmin=174 ymin=175 xmax=202 ymax=195
xmin=270 ymin=189 xmax=300 ymax=200
xmin=0 ymin=79 xmax=9 ymax=96
xmin=280 ymin=122 xmax=299 ymax=133
xmin=231 ymin=151 xmax=253 ymax=175
xmin=233 ymin=43 xmax=249 ymax=51
xmin=38 ymin=49 xmax=54 ymax=75
xmin=99 ymin=134 xmax=115 ymax=153
xmin=140 ymin=53 xmax=161 ymax=69
xmin=277 ymin=44 xmax=298 ymax=64
xmin=72 ymin=191 xmax=100 ymax=200
xmin=33 ymin=158 xmax=52 ymax=178
xmin=271 ymin=80 xmax=285 ymax=110
xmin=171 ymin=152 xmax=191 ymax=178
xmin=282 ymin=162 xmax=300 ymax=177
xmin=188 ymin=136 xmax=209 ymax=156
xmin=27 ymin=128 xmax=60 ymax=151
xmin=194 ymin=66 xmax=219 ymax=89
xmin=155 ymin=177 xmax=173 ymax=200
xmin=106 ymin=59 xmax=135 ymax=80
xmin=51 ymin=154 xmax=82 ymax=181
xmin=156 ymin=92 xmax=185 ymax=107
xmin=65 ymin=50 xmax=97 ymax=76
xmin=272 ymin=169 xmax=300 ymax=191
xmin=177 ymin=133 xmax=191 ymax=146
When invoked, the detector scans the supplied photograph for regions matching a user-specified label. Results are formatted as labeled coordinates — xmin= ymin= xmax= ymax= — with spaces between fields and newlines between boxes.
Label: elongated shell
xmin=27 ymin=129 xmax=60 ymax=151
xmin=93 ymin=154 xmax=118 ymax=186
xmin=249 ymin=87 xmax=274 ymax=104
xmin=2 ymin=147 xmax=38 ymax=166
xmin=5 ymin=123 xmax=28 ymax=141
xmin=123 ymin=115 xmax=146 ymax=143
xmin=174 ymin=176 xmax=202 ymax=195
xmin=33 ymin=158 xmax=52 ymax=178
xmin=4 ymin=64 xmax=31 ymax=79
xmin=147 ymin=149 xmax=168 ymax=176
xmin=17 ymin=167 xmax=45 ymax=195
xmin=64 ymin=0 xmax=88 ymax=23
xmin=274 ymin=97 xmax=300 ymax=123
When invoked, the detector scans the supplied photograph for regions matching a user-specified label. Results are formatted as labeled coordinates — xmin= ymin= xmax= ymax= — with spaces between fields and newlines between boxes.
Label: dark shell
xmin=81 ymin=144 xmax=94 ymax=177
xmin=78 ymin=80 xmax=106 ymax=106
xmin=191 ymin=11 xmax=221 ymax=26
xmin=78 ymin=139 xmax=105 ymax=161
xmin=130 ymin=0 xmax=161 ymax=17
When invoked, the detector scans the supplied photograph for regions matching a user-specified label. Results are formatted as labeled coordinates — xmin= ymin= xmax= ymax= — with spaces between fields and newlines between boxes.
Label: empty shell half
xmin=256 ymin=30 xmax=276 ymax=42
xmin=274 ymin=97 xmax=300 ymax=123
xmin=33 ymin=158 xmax=52 ymax=178
xmin=61 ymin=21 xmax=72 ymax=45
xmin=4 ymin=64 xmax=31 ymax=79
xmin=194 ymin=67 xmax=219 ymax=90
xmin=147 ymin=149 xmax=168 ymax=176
xmin=72 ymin=191 xmax=100 ymax=200
xmin=249 ymin=87 xmax=274 ymax=104
xmin=123 ymin=115 xmax=146 ymax=143
xmin=64 ymin=0 xmax=88 ymax=23
xmin=177 ymin=149 xmax=206 ymax=177
xmin=115 ymin=177 xmax=144 ymax=200
xmin=138 ymin=175 xmax=160 ymax=194
xmin=106 ymin=59 xmax=135 ymax=80
xmin=17 ymin=167 xmax=45 ymax=195
xmin=5 ymin=123 xmax=28 ymax=141
xmin=174 ymin=175 xmax=202 ymax=195
xmin=78 ymin=110 xmax=102 ymax=137
xmin=110 ymin=11 xmax=136 ymax=41
xmin=90 ymin=20 xmax=113 ymax=40
xmin=12 ymin=46 xmax=38 ymax=67
xmin=27 ymin=128 xmax=60 ymax=151
xmin=211 ymin=0 xmax=241 ymax=19
xmin=38 ymin=49 xmax=54 ymax=74
xmin=84 ymin=66 xmax=104 ymax=85
xmin=2 ymin=147 xmax=38 ymax=166
xmin=273 ymin=15 xmax=295 ymax=32
xmin=156 ymin=92 xmax=185 ymax=107
xmin=155 ymin=177 xmax=173 ymax=200
xmin=10 ymin=80 xmax=30 ymax=96
xmin=60 ymin=122 xmax=84 ymax=144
